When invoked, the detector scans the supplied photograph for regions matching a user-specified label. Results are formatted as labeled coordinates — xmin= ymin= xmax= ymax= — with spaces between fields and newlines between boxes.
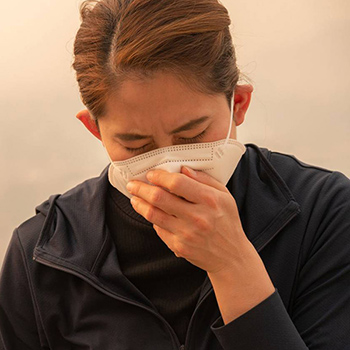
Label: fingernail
xmin=126 ymin=182 xmax=135 ymax=193
xmin=183 ymin=166 xmax=196 ymax=177
xmin=146 ymin=171 xmax=154 ymax=181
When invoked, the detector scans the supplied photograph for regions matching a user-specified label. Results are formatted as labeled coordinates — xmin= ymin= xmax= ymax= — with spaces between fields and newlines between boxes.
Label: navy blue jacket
xmin=1 ymin=144 xmax=349 ymax=349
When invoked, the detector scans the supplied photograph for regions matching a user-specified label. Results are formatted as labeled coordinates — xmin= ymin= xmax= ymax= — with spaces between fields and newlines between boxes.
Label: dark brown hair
xmin=72 ymin=0 xmax=240 ymax=120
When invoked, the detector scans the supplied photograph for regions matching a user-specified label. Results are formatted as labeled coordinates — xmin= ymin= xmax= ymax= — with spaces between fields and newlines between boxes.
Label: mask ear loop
xmin=224 ymin=97 xmax=234 ymax=147
xmin=106 ymin=150 xmax=114 ymax=165
xmin=215 ymin=97 xmax=234 ymax=158
xmin=106 ymin=151 xmax=129 ymax=179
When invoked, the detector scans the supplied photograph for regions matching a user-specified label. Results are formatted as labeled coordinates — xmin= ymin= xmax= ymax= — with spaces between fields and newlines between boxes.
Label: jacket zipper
xmin=34 ymin=255 xmax=184 ymax=350
xmin=182 ymin=278 xmax=213 ymax=350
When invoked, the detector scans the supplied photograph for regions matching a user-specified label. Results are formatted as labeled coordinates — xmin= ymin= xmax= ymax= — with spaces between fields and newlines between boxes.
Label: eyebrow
xmin=114 ymin=116 xmax=210 ymax=141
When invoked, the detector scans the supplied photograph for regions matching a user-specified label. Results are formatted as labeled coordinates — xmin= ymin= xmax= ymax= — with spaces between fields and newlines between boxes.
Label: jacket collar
xmin=230 ymin=144 xmax=301 ymax=252
xmin=33 ymin=144 xmax=300 ymax=295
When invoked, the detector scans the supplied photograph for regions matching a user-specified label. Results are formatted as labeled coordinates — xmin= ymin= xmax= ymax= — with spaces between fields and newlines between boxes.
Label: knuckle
xmin=149 ymin=188 xmax=163 ymax=203
xmin=144 ymin=206 xmax=156 ymax=222
xmin=192 ymin=214 xmax=210 ymax=231
xmin=174 ymin=242 xmax=187 ymax=257
xmin=202 ymin=191 xmax=219 ymax=209
xmin=131 ymin=182 xmax=141 ymax=195
xmin=156 ymin=214 xmax=166 ymax=228
xmin=168 ymin=174 xmax=182 ymax=193
xmin=181 ymin=230 xmax=194 ymax=242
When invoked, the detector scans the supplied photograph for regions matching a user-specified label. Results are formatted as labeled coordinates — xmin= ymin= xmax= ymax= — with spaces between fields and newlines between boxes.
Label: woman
xmin=0 ymin=0 xmax=349 ymax=349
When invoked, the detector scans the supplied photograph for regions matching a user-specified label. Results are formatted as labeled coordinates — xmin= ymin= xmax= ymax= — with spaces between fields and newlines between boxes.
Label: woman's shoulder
xmin=268 ymin=147 xmax=348 ymax=189
xmin=14 ymin=166 xmax=110 ymax=259
xmin=246 ymin=143 xmax=349 ymax=193
xmin=248 ymin=145 xmax=350 ymax=221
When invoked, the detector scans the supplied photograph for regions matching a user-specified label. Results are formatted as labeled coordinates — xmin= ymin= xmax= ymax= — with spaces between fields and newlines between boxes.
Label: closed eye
xmin=177 ymin=129 xmax=207 ymax=143
xmin=124 ymin=128 xmax=208 ymax=154
xmin=124 ymin=144 xmax=151 ymax=154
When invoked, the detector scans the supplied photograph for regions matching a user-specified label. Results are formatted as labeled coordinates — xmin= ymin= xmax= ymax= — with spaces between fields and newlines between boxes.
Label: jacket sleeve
xmin=210 ymin=171 xmax=350 ymax=349
xmin=0 ymin=229 xmax=43 ymax=350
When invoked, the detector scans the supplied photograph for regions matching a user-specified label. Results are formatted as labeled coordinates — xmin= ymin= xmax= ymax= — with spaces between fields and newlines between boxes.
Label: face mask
xmin=107 ymin=99 xmax=246 ymax=199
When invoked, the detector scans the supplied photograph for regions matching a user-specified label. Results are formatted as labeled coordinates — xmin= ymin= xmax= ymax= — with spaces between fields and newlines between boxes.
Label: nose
xmin=152 ymin=136 xmax=175 ymax=149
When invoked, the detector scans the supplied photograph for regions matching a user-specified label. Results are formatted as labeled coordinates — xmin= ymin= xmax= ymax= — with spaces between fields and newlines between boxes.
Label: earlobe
xmin=76 ymin=110 xmax=102 ymax=141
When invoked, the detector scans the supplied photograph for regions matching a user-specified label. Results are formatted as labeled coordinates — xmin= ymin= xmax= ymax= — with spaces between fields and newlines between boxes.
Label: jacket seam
xmin=287 ymin=228 xmax=306 ymax=319
xmin=16 ymin=228 xmax=48 ymax=349
xmin=260 ymin=156 xmax=297 ymax=203
xmin=36 ymin=195 xmax=61 ymax=248
xmin=33 ymin=249 xmax=172 ymax=329
xmin=90 ymin=230 xmax=109 ymax=274
xmin=35 ymin=249 xmax=90 ymax=276
xmin=246 ymin=144 xmax=297 ymax=203
xmin=35 ymin=249 xmax=126 ymax=295
xmin=269 ymin=151 xmax=333 ymax=174
xmin=247 ymin=145 xmax=304 ymax=314
xmin=35 ymin=249 xmax=111 ymax=290
xmin=259 ymin=146 xmax=303 ymax=316
xmin=253 ymin=201 xmax=300 ymax=251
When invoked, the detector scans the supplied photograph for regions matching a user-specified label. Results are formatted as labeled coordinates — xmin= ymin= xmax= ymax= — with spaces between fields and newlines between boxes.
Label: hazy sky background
xmin=1 ymin=0 xmax=349 ymax=265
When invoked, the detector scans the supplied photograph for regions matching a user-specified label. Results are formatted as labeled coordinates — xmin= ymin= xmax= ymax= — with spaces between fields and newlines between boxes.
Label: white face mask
xmin=107 ymin=99 xmax=246 ymax=199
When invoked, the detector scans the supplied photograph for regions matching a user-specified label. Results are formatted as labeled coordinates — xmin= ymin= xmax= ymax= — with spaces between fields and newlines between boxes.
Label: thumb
xmin=181 ymin=166 xmax=227 ymax=192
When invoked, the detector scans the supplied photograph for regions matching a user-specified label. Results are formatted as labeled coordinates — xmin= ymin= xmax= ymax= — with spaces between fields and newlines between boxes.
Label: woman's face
xmin=82 ymin=72 xmax=252 ymax=161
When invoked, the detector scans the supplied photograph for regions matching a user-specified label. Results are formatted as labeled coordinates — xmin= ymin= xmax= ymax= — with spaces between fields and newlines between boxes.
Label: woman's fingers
xmin=153 ymin=225 xmax=179 ymax=256
xmin=127 ymin=180 xmax=193 ymax=218
xmin=144 ymin=167 xmax=227 ymax=204
xmin=180 ymin=166 xmax=227 ymax=192
xmin=130 ymin=195 xmax=200 ymax=259
xmin=130 ymin=196 xmax=178 ymax=231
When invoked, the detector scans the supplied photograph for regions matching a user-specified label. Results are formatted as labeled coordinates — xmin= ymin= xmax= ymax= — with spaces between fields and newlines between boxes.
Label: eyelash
xmin=178 ymin=129 xmax=207 ymax=143
xmin=125 ymin=144 xmax=150 ymax=154
xmin=125 ymin=129 xmax=208 ymax=154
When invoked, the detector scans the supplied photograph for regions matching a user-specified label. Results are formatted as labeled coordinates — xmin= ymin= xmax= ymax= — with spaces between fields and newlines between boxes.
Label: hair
xmin=72 ymin=0 xmax=241 ymax=121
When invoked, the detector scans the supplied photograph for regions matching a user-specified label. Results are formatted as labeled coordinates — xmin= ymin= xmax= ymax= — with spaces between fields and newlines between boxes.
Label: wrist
xmin=208 ymin=241 xmax=275 ymax=324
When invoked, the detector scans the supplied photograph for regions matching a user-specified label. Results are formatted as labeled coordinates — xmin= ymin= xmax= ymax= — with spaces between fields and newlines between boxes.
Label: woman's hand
xmin=126 ymin=166 xmax=275 ymax=323
xmin=126 ymin=166 xmax=251 ymax=273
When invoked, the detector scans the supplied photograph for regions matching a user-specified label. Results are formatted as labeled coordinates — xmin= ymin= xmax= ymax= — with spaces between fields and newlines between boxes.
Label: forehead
xmin=103 ymin=72 xmax=223 ymax=130
xmin=108 ymin=72 xmax=209 ymax=111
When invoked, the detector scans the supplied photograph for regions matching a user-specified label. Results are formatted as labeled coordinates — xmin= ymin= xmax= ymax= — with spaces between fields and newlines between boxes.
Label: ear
xmin=76 ymin=110 xmax=102 ymax=141
xmin=233 ymin=84 xmax=254 ymax=126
